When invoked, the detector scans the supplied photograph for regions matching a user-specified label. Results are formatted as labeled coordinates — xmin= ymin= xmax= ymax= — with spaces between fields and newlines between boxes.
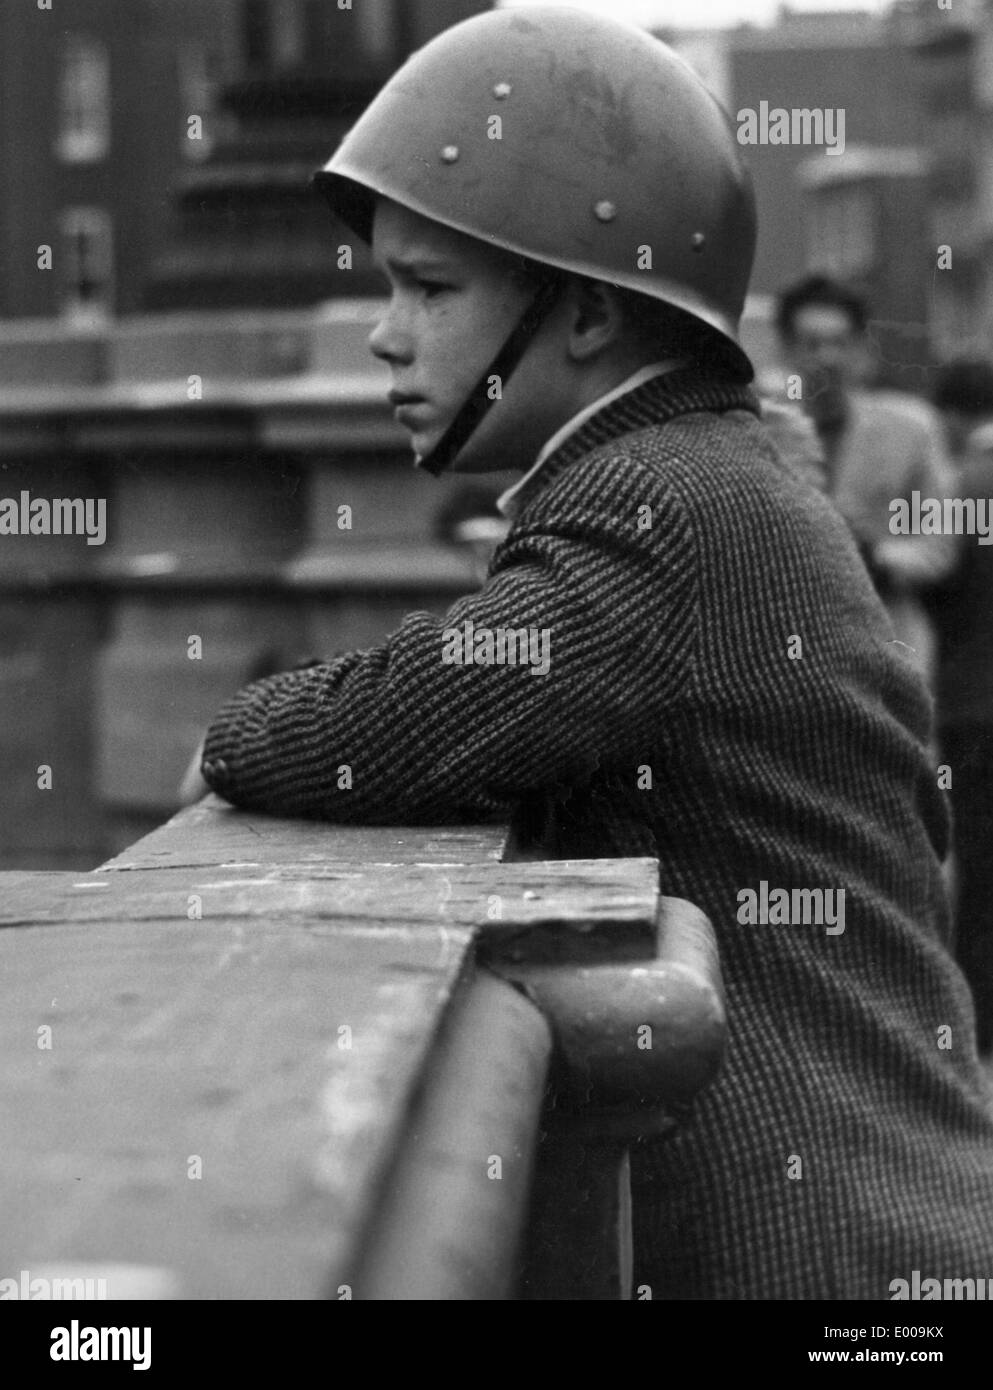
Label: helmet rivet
xmin=593 ymin=200 xmax=617 ymax=222
xmin=493 ymin=82 xmax=512 ymax=99
xmin=440 ymin=145 xmax=460 ymax=163
xmin=691 ymin=231 xmax=706 ymax=251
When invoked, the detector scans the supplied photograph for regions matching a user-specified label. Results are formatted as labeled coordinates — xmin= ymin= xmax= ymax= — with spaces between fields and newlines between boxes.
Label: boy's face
xmin=369 ymin=198 xmax=564 ymax=473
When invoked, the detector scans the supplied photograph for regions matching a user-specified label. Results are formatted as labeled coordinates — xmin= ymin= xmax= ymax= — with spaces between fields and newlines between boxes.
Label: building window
xmin=270 ymin=0 xmax=307 ymax=71
xmin=59 ymin=208 xmax=114 ymax=322
xmin=56 ymin=35 xmax=110 ymax=163
xmin=807 ymin=185 xmax=876 ymax=280
xmin=243 ymin=0 xmax=306 ymax=73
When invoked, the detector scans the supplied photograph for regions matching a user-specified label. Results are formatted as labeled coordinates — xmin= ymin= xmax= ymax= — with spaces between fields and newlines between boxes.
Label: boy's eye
xmin=417 ymin=279 xmax=452 ymax=299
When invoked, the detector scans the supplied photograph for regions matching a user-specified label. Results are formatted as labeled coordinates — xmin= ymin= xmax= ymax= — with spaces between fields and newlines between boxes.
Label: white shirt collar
xmin=496 ymin=360 xmax=686 ymax=518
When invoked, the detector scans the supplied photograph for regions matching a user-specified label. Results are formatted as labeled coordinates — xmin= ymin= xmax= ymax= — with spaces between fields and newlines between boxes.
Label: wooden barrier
xmin=0 ymin=797 xmax=726 ymax=1300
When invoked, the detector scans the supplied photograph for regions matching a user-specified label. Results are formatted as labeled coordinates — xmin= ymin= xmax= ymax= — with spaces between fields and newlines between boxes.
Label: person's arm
xmin=199 ymin=457 xmax=697 ymax=823
xmin=177 ymin=658 xmax=326 ymax=808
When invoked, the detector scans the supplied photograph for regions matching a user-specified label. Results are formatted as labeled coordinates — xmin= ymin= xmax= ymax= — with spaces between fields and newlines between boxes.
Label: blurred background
xmin=0 ymin=0 xmax=989 ymax=867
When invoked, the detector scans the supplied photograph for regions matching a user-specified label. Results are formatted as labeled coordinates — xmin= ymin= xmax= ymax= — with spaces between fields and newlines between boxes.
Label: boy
xmin=195 ymin=9 xmax=993 ymax=1298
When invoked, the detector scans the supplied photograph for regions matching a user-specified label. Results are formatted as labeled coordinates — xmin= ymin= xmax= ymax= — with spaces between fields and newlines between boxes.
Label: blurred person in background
xmin=776 ymin=274 xmax=957 ymax=685
xmin=931 ymin=356 xmax=993 ymax=1052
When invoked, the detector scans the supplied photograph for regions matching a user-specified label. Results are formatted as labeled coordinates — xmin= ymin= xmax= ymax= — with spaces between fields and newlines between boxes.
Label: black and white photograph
xmin=1 ymin=0 xmax=992 ymax=1350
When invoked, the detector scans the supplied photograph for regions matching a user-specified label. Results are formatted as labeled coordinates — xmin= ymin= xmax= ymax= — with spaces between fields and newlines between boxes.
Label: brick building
xmin=665 ymin=8 xmax=939 ymax=380
xmin=905 ymin=0 xmax=993 ymax=358
xmin=0 ymin=0 xmax=490 ymax=321
xmin=0 ymin=0 xmax=241 ymax=320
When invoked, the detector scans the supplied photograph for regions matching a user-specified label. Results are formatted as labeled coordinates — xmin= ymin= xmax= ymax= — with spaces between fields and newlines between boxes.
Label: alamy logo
xmin=890 ymin=1271 xmax=991 ymax=1300
xmin=737 ymin=102 xmax=845 ymax=156
xmin=889 ymin=491 xmax=993 ymax=544
xmin=0 ymin=490 xmax=106 ymax=545
xmin=736 ymin=881 xmax=846 ymax=935
xmin=50 ymin=1320 xmax=151 ymax=1371
xmin=441 ymin=618 xmax=550 ymax=676
xmin=0 ymin=1268 xmax=107 ymax=1299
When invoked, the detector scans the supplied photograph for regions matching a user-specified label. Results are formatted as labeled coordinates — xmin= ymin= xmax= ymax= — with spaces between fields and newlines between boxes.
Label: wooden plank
xmin=98 ymin=797 xmax=508 ymax=871
xmin=0 ymin=910 xmax=475 ymax=1299
xmin=0 ymin=857 xmax=660 ymax=961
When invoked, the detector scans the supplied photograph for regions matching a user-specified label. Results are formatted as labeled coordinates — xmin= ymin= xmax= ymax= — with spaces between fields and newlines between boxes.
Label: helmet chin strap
xmin=415 ymin=275 xmax=564 ymax=476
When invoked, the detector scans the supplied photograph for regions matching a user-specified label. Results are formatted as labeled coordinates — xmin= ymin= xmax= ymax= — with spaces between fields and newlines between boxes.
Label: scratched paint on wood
xmin=0 ymin=857 xmax=659 ymax=961
xmin=99 ymin=797 xmax=508 ymax=872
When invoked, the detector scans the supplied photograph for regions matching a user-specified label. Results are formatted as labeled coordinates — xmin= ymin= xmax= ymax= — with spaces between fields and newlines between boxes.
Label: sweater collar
xmin=497 ymin=366 xmax=760 ymax=520
xmin=497 ymin=362 xmax=683 ymax=517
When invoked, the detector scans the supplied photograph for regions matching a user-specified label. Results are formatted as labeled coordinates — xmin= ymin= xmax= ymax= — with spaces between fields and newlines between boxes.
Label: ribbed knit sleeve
xmin=200 ymin=453 xmax=698 ymax=821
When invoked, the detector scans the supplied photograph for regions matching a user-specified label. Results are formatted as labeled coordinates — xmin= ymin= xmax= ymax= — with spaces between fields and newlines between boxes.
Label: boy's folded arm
xmin=200 ymin=478 xmax=697 ymax=823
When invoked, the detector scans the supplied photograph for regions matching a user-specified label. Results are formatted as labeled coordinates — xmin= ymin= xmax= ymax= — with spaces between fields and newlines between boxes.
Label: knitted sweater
xmin=202 ymin=368 xmax=993 ymax=1299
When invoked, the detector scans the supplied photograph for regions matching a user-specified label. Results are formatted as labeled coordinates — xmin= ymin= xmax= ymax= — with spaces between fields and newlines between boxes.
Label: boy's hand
xmin=178 ymin=737 xmax=210 ymax=806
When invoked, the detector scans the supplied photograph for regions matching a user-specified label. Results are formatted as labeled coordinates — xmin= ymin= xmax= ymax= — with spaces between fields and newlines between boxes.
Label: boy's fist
xmin=178 ymin=737 xmax=210 ymax=806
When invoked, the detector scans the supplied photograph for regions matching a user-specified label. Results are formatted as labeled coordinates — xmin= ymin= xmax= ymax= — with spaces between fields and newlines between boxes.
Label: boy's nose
xmin=368 ymin=311 xmax=413 ymax=365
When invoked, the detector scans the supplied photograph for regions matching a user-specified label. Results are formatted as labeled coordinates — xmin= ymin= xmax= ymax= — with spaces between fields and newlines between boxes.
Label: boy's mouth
xmin=388 ymin=390 xmax=432 ymax=428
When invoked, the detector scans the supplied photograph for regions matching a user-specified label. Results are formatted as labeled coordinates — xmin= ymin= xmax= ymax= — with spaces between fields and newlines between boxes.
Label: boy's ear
xmin=565 ymin=279 xmax=626 ymax=362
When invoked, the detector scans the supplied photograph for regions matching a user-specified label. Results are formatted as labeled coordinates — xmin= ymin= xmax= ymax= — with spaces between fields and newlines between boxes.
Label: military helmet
xmin=314 ymin=5 xmax=757 ymax=376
